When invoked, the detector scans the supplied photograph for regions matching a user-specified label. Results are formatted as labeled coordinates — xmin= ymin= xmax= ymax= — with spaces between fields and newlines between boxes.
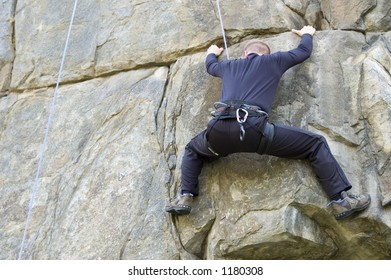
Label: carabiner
xmin=236 ymin=108 xmax=248 ymax=123
xmin=236 ymin=108 xmax=248 ymax=141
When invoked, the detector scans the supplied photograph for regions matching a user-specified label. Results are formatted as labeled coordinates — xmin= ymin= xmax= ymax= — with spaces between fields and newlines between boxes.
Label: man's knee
xmin=316 ymin=135 xmax=331 ymax=149
xmin=310 ymin=134 xmax=333 ymax=160
xmin=186 ymin=131 xmax=220 ymax=162
xmin=187 ymin=132 xmax=208 ymax=152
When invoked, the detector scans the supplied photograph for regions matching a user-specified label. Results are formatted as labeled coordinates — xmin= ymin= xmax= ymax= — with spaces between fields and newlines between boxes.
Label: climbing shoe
xmin=327 ymin=191 xmax=371 ymax=220
xmin=165 ymin=193 xmax=193 ymax=215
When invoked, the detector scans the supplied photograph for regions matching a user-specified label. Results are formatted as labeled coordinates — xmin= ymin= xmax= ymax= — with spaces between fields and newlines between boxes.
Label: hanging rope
xmin=216 ymin=0 xmax=230 ymax=59
xmin=18 ymin=0 xmax=79 ymax=260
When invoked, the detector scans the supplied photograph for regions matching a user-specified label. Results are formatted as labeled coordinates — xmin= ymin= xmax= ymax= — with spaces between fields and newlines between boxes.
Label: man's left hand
xmin=207 ymin=45 xmax=224 ymax=56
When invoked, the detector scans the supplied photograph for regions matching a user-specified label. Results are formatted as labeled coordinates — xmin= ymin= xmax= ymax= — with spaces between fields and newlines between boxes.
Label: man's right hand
xmin=292 ymin=25 xmax=316 ymax=37
xmin=207 ymin=45 xmax=224 ymax=56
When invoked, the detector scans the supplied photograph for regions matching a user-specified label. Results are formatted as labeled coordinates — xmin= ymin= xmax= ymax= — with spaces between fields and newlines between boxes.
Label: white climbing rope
xmin=216 ymin=0 xmax=230 ymax=59
xmin=18 ymin=0 xmax=79 ymax=260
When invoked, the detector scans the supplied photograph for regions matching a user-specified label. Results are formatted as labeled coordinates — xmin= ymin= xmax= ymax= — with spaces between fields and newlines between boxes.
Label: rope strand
xmin=18 ymin=0 xmax=79 ymax=260
xmin=216 ymin=0 xmax=229 ymax=59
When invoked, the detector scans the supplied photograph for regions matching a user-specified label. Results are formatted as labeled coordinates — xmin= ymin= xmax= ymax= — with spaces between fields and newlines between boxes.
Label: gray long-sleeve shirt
xmin=205 ymin=34 xmax=313 ymax=113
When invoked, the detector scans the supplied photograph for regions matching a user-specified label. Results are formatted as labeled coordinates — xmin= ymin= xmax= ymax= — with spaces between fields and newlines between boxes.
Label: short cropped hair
xmin=244 ymin=39 xmax=271 ymax=55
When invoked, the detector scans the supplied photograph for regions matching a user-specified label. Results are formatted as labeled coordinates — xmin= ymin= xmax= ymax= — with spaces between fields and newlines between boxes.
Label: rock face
xmin=1 ymin=0 xmax=391 ymax=260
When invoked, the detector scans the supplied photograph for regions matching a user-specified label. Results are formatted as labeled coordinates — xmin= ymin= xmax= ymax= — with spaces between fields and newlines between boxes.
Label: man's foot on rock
xmin=165 ymin=193 xmax=193 ymax=215
xmin=327 ymin=191 xmax=371 ymax=220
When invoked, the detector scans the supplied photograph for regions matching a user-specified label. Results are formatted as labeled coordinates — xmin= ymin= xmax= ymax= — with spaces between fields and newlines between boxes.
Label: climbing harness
xmin=216 ymin=0 xmax=230 ymax=59
xmin=208 ymin=101 xmax=275 ymax=154
xmin=210 ymin=100 xmax=269 ymax=142
xmin=18 ymin=0 xmax=79 ymax=260
xmin=257 ymin=122 xmax=275 ymax=155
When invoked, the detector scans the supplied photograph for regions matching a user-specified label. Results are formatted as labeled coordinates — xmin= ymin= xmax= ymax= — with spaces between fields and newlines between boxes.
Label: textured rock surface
xmin=0 ymin=0 xmax=391 ymax=260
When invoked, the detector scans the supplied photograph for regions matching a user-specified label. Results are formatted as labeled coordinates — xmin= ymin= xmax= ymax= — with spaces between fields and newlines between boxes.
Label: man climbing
xmin=165 ymin=25 xmax=371 ymax=220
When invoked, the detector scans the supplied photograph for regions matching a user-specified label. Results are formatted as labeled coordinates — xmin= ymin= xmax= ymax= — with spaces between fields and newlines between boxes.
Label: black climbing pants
xmin=180 ymin=116 xmax=351 ymax=200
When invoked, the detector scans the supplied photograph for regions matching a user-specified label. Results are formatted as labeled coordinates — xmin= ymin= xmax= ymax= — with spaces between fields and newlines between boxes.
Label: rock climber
xmin=165 ymin=25 xmax=371 ymax=220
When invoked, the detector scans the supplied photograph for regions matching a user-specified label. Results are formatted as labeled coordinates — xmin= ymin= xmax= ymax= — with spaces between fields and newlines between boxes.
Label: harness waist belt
xmin=211 ymin=100 xmax=268 ymax=118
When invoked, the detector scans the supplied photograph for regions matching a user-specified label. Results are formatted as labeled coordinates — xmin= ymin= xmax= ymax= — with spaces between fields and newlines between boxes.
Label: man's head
xmin=244 ymin=39 xmax=271 ymax=58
